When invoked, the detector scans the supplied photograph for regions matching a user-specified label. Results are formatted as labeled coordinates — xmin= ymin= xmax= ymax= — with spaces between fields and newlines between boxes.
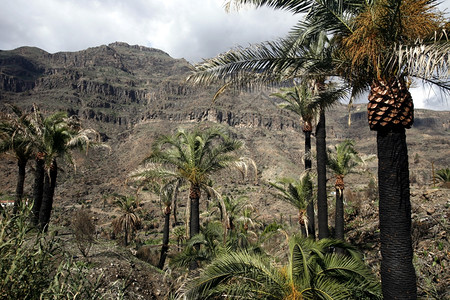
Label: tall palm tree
xmin=271 ymin=83 xmax=317 ymax=237
xmin=0 ymin=106 xmax=35 ymax=212
xmin=131 ymin=127 xmax=242 ymax=268
xmin=31 ymin=107 xmax=103 ymax=230
xmin=189 ymin=26 xmax=346 ymax=241
xmin=179 ymin=235 xmax=381 ymax=299
xmin=269 ymin=172 xmax=313 ymax=236
xmin=327 ymin=139 xmax=362 ymax=241
xmin=157 ymin=181 xmax=180 ymax=269
xmin=190 ymin=1 xmax=449 ymax=297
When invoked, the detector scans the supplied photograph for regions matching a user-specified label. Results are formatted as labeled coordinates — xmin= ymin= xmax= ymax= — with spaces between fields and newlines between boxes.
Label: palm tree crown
xmin=131 ymin=126 xmax=243 ymax=268
xmin=179 ymin=236 xmax=381 ymax=299
xmin=327 ymin=140 xmax=362 ymax=183
xmin=270 ymin=172 xmax=313 ymax=234
xmin=272 ymin=82 xmax=317 ymax=132
xmin=135 ymin=127 xmax=243 ymax=188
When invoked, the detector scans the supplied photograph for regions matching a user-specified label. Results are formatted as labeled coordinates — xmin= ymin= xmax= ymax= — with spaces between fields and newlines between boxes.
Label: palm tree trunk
xmin=172 ymin=180 xmax=180 ymax=225
xmin=377 ymin=128 xmax=416 ymax=299
xmin=189 ymin=184 xmax=201 ymax=270
xmin=124 ymin=224 xmax=129 ymax=246
xmin=316 ymin=109 xmax=329 ymax=239
xmin=13 ymin=159 xmax=27 ymax=214
xmin=158 ymin=207 xmax=171 ymax=269
xmin=39 ymin=160 xmax=57 ymax=232
xmin=335 ymin=189 xmax=344 ymax=241
xmin=304 ymin=130 xmax=315 ymax=238
xmin=32 ymin=156 xmax=45 ymax=226
xmin=189 ymin=184 xmax=201 ymax=238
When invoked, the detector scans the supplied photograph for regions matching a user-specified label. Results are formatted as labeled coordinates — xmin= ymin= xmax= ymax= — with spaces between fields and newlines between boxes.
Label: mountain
xmin=1 ymin=42 xmax=449 ymax=298
xmin=1 ymin=41 xmax=449 ymax=205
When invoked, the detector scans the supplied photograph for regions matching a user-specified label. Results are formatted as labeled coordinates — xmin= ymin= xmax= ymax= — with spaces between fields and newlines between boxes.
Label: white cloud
xmin=0 ymin=0 xmax=298 ymax=62
xmin=0 ymin=0 xmax=448 ymax=110
xmin=410 ymin=84 xmax=449 ymax=111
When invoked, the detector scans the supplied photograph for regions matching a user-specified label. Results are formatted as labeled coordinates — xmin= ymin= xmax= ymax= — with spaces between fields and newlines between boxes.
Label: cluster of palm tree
xmin=126 ymin=125 xmax=382 ymax=299
xmin=187 ymin=1 xmax=449 ymax=298
xmin=130 ymin=126 xmax=248 ymax=269
xmin=0 ymin=105 xmax=102 ymax=230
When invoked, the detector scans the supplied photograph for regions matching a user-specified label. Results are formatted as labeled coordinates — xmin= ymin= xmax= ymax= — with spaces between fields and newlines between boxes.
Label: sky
xmin=0 ymin=0 xmax=448 ymax=110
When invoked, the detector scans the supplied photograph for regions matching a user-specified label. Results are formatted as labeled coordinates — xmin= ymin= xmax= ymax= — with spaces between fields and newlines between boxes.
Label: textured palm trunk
xmin=13 ymin=159 xmax=27 ymax=214
xmin=334 ymin=175 xmax=345 ymax=241
xmin=32 ymin=156 xmax=45 ymax=226
xmin=172 ymin=180 xmax=180 ymax=226
xmin=377 ymin=128 xmax=416 ymax=299
xmin=298 ymin=209 xmax=307 ymax=237
xmin=124 ymin=224 xmax=129 ymax=246
xmin=158 ymin=206 xmax=171 ymax=269
xmin=334 ymin=189 xmax=344 ymax=241
xmin=304 ymin=130 xmax=315 ymax=238
xmin=39 ymin=160 xmax=57 ymax=232
xmin=316 ymin=109 xmax=329 ymax=239
xmin=369 ymin=79 xmax=416 ymax=299
xmin=189 ymin=184 xmax=201 ymax=270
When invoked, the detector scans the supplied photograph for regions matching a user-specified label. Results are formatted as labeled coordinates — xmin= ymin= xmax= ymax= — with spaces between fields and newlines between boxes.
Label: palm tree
xmin=0 ymin=106 xmax=35 ymax=213
xmin=269 ymin=172 xmax=313 ymax=236
xmin=294 ymin=2 xmax=447 ymax=297
xmin=327 ymin=139 xmax=362 ymax=241
xmin=170 ymin=221 xmax=226 ymax=270
xmin=31 ymin=107 xmax=103 ymax=230
xmin=179 ymin=235 xmax=381 ymax=299
xmin=209 ymin=194 xmax=249 ymax=241
xmin=112 ymin=196 xmax=142 ymax=246
xmin=272 ymin=83 xmax=317 ymax=237
xmin=190 ymin=1 xmax=449 ymax=297
xmin=157 ymin=181 xmax=179 ymax=269
xmin=131 ymin=127 xmax=242 ymax=268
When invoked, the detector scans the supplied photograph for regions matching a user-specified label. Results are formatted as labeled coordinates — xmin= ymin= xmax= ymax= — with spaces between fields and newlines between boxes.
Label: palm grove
xmin=187 ymin=0 xmax=449 ymax=299
xmin=0 ymin=0 xmax=448 ymax=299
xmin=0 ymin=105 xmax=101 ymax=230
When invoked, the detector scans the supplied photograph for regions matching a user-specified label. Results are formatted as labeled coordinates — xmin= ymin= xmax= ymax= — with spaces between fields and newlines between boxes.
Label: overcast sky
xmin=0 ymin=0 xmax=448 ymax=110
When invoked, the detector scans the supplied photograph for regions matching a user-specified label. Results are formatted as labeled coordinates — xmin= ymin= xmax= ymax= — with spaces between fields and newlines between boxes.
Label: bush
xmin=72 ymin=208 xmax=96 ymax=257
xmin=0 ymin=204 xmax=102 ymax=299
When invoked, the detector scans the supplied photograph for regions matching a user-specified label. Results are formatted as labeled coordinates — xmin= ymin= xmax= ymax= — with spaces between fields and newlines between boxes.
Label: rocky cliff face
xmin=0 ymin=42 xmax=302 ymax=133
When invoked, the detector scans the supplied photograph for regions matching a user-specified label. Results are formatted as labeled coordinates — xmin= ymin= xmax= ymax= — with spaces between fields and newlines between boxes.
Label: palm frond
xmin=179 ymin=250 xmax=284 ymax=299
xmin=327 ymin=139 xmax=362 ymax=177
xmin=397 ymin=31 xmax=450 ymax=89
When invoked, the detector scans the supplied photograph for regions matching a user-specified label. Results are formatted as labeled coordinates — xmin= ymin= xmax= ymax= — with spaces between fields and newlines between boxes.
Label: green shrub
xmin=0 ymin=204 xmax=102 ymax=299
